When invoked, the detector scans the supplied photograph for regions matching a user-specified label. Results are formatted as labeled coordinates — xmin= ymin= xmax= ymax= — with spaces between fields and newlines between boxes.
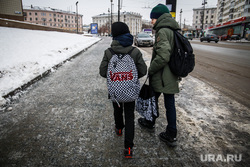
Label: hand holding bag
xmin=136 ymin=77 xmax=158 ymax=121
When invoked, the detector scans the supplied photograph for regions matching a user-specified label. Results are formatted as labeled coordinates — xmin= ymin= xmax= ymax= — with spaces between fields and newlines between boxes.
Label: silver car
xmin=134 ymin=33 xmax=154 ymax=47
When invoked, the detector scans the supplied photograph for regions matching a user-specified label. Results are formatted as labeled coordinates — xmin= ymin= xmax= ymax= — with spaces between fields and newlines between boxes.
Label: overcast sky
xmin=22 ymin=0 xmax=217 ymax=26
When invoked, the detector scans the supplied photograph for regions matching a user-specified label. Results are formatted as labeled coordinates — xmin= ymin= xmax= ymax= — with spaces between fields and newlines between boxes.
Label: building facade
xmin=23 ymin=5 xmax=83 ymax=32
xmin=192 ymin=7 xmax=217 ymax=31
xmin=92 ymin=12 xmax=142 ymax=35
xmin=217 ymin=0 xmax=246 ymax=24
xmin=0 ymin=0 xmax=24 ymax=21
xmin=209 ymin=0 xmax=250 ymax=38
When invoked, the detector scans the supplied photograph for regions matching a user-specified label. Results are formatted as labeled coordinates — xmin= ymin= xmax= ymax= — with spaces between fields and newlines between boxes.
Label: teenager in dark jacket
xmin=99 ymin=22 xmax=147 ymax=158
xmin=138 ymin=4 xmax=180 ymax=147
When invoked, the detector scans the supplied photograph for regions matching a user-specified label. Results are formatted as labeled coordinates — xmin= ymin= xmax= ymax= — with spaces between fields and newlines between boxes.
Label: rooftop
xmin=23 ymin=5 xmax=82 ymax=16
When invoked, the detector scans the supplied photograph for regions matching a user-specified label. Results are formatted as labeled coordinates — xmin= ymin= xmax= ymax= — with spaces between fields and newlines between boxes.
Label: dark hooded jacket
xmin=148 ymin=13 xmax=180 ymax=94
xmin=99 ymin=38 xmax=147 ymax=79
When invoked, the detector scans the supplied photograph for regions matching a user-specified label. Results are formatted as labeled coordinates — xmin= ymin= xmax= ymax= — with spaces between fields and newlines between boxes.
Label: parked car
xmin=230 ymin=34 xmax=240 ymax=40
xmin=200 ymin=34 xmax=219 ymax=43
xmin=220 ymin=34 xmax=229 ymax=41
xmin=134 ymin=32 xmax=154 ymax=47
xmin=184 ymin=33 xmax=193 ymax=40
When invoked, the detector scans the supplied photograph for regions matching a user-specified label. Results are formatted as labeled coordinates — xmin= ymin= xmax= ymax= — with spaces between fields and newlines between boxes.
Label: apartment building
xmin=92 ymin=12 xmax=142 ymax=35
xmin=23 ymin=5 xmax=83 ymax=32
xmin=217 ymin=0 xmax=245 ymax=24
xmin=193 ymin=7 xmax=217 ymax=30
xmin=209 ymin=0 xmax=250 ymax=38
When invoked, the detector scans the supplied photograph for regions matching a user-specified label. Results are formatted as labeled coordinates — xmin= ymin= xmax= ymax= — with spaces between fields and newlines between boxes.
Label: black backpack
xmin=159 ymin=26 xmax=195 ymax=77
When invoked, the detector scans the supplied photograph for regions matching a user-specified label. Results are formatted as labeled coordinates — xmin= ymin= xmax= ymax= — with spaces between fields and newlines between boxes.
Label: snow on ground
xmin=0 ymin=27 xmax=101 ymax=105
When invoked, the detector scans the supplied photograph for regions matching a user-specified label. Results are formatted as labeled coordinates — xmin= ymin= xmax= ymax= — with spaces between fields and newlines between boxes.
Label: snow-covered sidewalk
xmin=0 ymin=27 xmax=101 ymax=105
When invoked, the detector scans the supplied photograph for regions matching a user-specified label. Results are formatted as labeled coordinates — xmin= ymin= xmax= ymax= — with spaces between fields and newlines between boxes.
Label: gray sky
xmin=22 ymin=0 xmax=217 ymax=25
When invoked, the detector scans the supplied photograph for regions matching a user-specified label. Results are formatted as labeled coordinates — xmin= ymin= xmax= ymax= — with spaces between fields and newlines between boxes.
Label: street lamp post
xmin=180 ymin=9 xmax=182 ymax=30
xmin=201 ymin=0 xmax=207 ymax=32
xmin=76 ymin=1 xmax=79 ymax=34
xmin=111 ymin=0 xmax=113 ymax=28
xmin=118 ymin=0 xmax=120 ymax=22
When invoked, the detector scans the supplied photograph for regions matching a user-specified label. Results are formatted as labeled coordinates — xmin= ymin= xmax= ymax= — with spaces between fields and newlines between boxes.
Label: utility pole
xmin=111 ymin=0 xmax=113 ymax=27
xmin=118 ymin=0 xmax=120 ymax=22
xmin=76 ymin=1 xmax=78 ymax=34
xmin=201 ymin=0 xmax=207 ymax=32
xmin=180 ymin=9 xmax=182 ymax=30
xmin=108 ymin=8 xmax=111 ymax=35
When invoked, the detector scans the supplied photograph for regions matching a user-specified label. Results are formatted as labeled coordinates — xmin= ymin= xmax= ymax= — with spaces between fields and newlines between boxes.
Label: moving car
xmin=200 ymin=34 xmax=219 ymax=43
xmin=230 ymin=35 xmax=240 ymax=40
xmin=184 ymin=33 xmax=193 ymax=40
xmin=134 ymin=32 xmax=154 ymax=47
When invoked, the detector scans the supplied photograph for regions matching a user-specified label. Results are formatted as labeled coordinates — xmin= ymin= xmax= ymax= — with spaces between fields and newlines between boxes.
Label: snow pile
xmin=0 ymin=27 xmax=101 ymax=104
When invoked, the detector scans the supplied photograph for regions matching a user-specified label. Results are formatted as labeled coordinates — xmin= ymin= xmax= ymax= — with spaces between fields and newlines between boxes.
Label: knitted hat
xmin=111 ymin=22 xmax=130 ymax=37
xmin=150 ymin=4 xmax=170 ymax=19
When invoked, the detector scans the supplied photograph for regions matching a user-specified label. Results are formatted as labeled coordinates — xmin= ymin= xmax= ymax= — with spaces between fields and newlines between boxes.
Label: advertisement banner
xmin=91 ymin=23 xmax=98 ymax=34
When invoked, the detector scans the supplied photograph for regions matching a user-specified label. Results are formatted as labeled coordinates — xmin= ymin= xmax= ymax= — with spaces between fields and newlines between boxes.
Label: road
xmin=139 ymin=40 xmax=250 ymax=108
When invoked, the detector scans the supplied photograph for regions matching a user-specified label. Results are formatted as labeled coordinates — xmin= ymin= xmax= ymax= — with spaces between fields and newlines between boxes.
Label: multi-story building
xmin=217 ymin=0 xmax=245 ymax=24
xmin=209 ymin=0 xmax=250 ymax=38
xmin=192 ymin=6 xmax=217 ymax=37
xmin=244 ymin=0 xmax=250 ymax=17
xmin=92 ymin=12 xmax=142 ymax=35
xmin=23 ymin=5 xmax=83 ymax=32
xmin=192 ymin=0 xmax=250 ymax=38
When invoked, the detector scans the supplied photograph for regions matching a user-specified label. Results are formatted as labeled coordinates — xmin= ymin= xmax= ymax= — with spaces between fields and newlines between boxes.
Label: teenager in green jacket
xmin=99 ymin=22 xmax=147 ymax=158
xmin=138 ymin=4 xmax=180 ymax=147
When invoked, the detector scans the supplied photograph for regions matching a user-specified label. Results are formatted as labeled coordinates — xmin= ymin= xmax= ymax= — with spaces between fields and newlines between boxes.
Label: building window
xmin=29 ymin=12 xmax=32 ymax=15
xmin=35 ymin=13 xmax=37 ymax=15
xmin=30 ymin=18 xmax=32 ymax=21
xmin=35 ymin=18 xmax=38 ymax=21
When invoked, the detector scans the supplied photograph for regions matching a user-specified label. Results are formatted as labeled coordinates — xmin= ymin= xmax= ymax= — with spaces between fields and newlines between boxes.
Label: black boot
xmin=159 ymin=129 xmax=177 ymax=147
xmin=138 ymin=118 xmax=155 ymax=132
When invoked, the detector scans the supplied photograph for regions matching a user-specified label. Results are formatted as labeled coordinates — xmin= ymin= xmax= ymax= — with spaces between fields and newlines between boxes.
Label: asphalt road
xmin=139 ymin=40 xmax=250 ymax=108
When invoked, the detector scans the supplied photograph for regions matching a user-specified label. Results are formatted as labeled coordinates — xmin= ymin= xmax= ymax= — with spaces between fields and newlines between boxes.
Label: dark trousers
xmin=113 ymin=101 xmax=135 ymax=149
xmin=149 ymin=92 xmax=177 ymax=135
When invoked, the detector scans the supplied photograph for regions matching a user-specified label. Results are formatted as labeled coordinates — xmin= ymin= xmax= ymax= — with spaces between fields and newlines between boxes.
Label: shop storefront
xmin=208 ymin=17 xmax=250 ymax=39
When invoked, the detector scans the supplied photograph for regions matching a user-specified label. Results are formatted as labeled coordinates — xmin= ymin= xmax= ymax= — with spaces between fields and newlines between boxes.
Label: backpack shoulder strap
xmin=108 ymin=48 xmax=116 ymax=55
xmin=127 ymin=47 xmax=135 ymax=55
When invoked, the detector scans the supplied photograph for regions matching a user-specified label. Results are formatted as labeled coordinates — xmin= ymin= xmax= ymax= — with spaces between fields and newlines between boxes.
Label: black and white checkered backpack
xmin=107 ymin=47 xmax=140 ymax=105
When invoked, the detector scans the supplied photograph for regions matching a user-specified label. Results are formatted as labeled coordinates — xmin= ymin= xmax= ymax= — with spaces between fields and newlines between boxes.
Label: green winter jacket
xmin=148 ymin=13 xmax=180 ymax=94
xmin=99 ymin=40 xmax=147 ymax=79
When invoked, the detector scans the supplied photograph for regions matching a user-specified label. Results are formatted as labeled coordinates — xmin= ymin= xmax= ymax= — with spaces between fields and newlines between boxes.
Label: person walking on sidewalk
xmin=138 ymin=4 xmax=180 ymax=147
xmin=99 ymin=22 xmax=147 ymax=158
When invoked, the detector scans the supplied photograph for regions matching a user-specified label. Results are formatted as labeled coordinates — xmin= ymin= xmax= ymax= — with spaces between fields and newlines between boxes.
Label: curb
xmin=1 ymin=38 xmax=102 ymax=107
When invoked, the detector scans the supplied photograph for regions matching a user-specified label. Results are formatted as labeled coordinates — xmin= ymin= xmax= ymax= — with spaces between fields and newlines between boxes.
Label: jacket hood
xmin=110 ymin=40 xmax=134 ymax=54
xmin=153 ymin=13 xmax=180 ymax=31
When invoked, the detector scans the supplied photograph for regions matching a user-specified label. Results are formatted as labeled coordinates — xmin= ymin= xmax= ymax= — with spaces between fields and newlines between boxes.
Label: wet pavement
xmin=0 ymin=37 xmax=249 ymax=166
